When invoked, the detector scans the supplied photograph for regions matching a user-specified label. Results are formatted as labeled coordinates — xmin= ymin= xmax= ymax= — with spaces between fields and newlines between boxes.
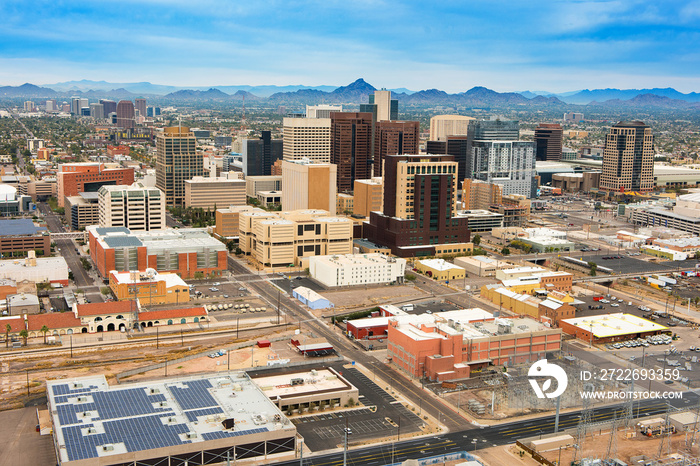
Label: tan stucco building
xmin=353 ymin=177 xmax=383 ymax=217
xmin=184 ymin=176 xmax=246 ymax=209
xmin=281 ymin=159 xmax=337 ymax=215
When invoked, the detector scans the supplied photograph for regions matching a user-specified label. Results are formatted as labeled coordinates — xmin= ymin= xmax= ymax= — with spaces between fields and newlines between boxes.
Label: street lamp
xmin=343 ymin=422 xmax=352 ymax=466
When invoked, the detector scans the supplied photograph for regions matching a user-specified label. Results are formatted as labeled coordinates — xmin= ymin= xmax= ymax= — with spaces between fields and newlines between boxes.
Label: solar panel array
xmin=201 ymin=427 xmax=268 ymax=441
xmin=168 ymin=379 xmax=217 ymax=410
xmin=184 ymin=407 xmax=224 ymax=423
xmin=51 ymin=378 xmax=276 ymax=463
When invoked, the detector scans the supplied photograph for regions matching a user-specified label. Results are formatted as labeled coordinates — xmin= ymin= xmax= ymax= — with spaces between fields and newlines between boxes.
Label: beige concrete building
xmin=214 ymin=205 xmax=265 ymax=239
xmin=184 ymin=176 xmax=246 ymax=209
xmin=305 ymin=104 xmax=342 ymax=119
xmin=336 ymin=193 xmax=354 ymax=214
xmin=98 ymin=183 xmax=165 ymax=231
xmin=239 ymin=209 xmax=353 ymax=267
xmin=552 ymin=171 xmax=601 ymax=193
xmin=430 ymin=115 xmax=475 ymax=141
xmin=245 ymin=175 xmax=282 ymax=198
xmin=353 ymin=177 xmax=383 ymax=217
xmin=282 ymin=117 xmax=331 ymax=163
xmin=281 ymin=159 xmax=337 ymax=215
xmin=462 ymin=179 xmax=502 ymax=210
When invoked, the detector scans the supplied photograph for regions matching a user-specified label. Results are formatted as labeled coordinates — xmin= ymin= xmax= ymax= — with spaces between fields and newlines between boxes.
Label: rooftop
xmin=0 ymin=256 xmax=68 ymax=272
xmin=252 ymin=368 xmax=352 ymax=399
xmin=47 ymin=373 xmax=292 ymax=464
xmin=0 ymin=219 xmax=47 ymax=236
xmin=76 ymin=301 xmax=135 ymax=317
xmin=110 ymin=271 xmax=188 ymax=288
xmin=418 ymin=258 xmax=464 ymax=271
xmin=561 ymin=313 xmax=668 ymax=338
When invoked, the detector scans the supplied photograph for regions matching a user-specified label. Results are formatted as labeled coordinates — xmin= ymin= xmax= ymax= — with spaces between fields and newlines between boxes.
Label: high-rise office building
xmin=364 ymin=154 xmax=470 ymax=257
xmin=57 ymin=163 xmax=135 ymax=207
xmin=353 ymin=178 xmax=383 ymax=217
xmin=373 ymin=120 xmax=419 ymax=177
xmin=534 ymin=123 xmax=563 ymax=161
xmin=471 ymin=140 xmax=535 ymax=198
xmin=282 ymin=117 xmax=331 ymax=163
xmin=360 ymin=89 xmax=398 ymax=122
xmin=563 ymin=112 xmax=584 ymax=123
xmin=281 ymin=159 xmax=337 ymax=215
xmin=429 ymin=115 xmax=474 ymax=141
xmin=100 ymin=99 xmax=117 ymax=116
xmin=116 ymin=100 xmax=135 ymax=129
xmin=45 ymin=100 xmax=56 ymax=112
xmin=71 ymin=97 xmax=88 ymax=116
xmin=467 ymin=119 xmax=535 ymax=198
xmin=134 ymin=98 xmax=147 ymax=118
xmin=305 ymin=104 xmax=342 ymax=119
xmin=98 ymin=183 xmax=165 ymax=231
xmin=600 ymin=121 xmax=654 ymax=192
xmin=330 ymin=112 xmax=373 ymax=192
xmin=155 ymin=126 xmax=202 ymax=207
xmin=90 ymin=103 xmax=104 ymax=120
xmin=241 ymin=131 xmax=283 ymax=177
xmin=426 ymin=136 xmax=470 ymax=183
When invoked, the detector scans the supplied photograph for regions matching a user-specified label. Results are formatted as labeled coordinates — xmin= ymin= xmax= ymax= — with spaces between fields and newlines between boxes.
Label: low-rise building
xmin=416 ymin=259 xmax=465 ymax=281
xmin=453 ymin=255 xmax=497 ymax=277
xmin=559 ymin=313 xmax=668 ymax=344
xmin=0 ymin=255 xmax=69 ymax=285
xmin=256 ymin=190 xmax=282 ymax=208
xmin=308 ymin=253 xmax=405 ymax=287
xmin=239 ymin=210 xmax=353 ymax=267
xmin=184 ymin=176 xmax=246 ymax=209
xmin=453 ymin=210 xmax=504 ymax=232
xmin=7 ymin=292 xmax=40 ymax=315
xmin=47 ymin=373 xmax=295 ymax=466
xmin=252 ymin=368 xmax=357 ymax=414
xmin=246 ymin=175 xmax=282 ymax=198
xmin=0 ymin=219 xmax=50 ymax=256
xmin=388 ymin=312 xmax=561 ymax=381
xmin=88 ymin=226 xmax=227 ymax=279
xmin=292 ymin=286 xmax=333 ymax=309
xmin=109 ymin=269 xmax=190 ymax=305
xmin=214 ymin=205 xmax=265 ymax=239
xmin=336 ymin=193 xmax=354 ymax=215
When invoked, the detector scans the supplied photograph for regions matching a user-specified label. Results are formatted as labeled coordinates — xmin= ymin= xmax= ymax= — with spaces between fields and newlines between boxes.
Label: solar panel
xmin=167 ymin=379 xmax=218 ymax=411
xmin=184 ymin=407 xmax=224 ymax=422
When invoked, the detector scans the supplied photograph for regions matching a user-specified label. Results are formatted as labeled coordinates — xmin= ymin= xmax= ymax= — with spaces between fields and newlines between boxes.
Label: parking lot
xmin=283 ymin=364 xmax=424 ymax=451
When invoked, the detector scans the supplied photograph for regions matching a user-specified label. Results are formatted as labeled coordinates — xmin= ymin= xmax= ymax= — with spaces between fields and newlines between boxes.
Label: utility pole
xmin=343 ymin=418 xmax=352 ymax=466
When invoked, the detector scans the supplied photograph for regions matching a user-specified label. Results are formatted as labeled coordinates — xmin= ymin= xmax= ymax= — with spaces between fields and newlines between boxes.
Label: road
xmin=272 ymin=391 xmax=700 ymax=465
xmin=226 ymin=255 xmax=469 ymax=432
xmin=36 ymin=202 xmax=104 ymax=303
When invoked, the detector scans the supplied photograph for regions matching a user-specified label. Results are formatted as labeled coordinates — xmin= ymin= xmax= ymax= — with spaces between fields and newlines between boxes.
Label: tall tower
xmin=283 ymin=117 xmax=331 ymax=163
xmin=534 ymin=123 xmax=563 ymax=161
xmin=600 ymin=121 xmax=654 ymax=192
xmin=116 ymin=100 xmax=135 ymax=129
xmin=373 ymin=120 xmax=419 ymax=177
xmin=134 ymin=98 xmax=147 ymax=118
xmin=330 ymin=112 xmax=373 ymax=192
xmin=155 ymin=126 xmax=202 ymax=207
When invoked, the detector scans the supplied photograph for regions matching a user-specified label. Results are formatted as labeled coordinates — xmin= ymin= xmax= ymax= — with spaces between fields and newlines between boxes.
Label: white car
xmin=611 ymin=303 xmax=619 ymax=307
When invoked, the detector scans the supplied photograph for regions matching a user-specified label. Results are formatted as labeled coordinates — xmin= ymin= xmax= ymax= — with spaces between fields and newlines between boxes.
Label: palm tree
xmin=40 ymin=325 xmax=49 ymax=344
xmin=5 ymin=323 xmax=10 ymax=348
xmin=19 ymin=329 xmax=28 ymax=346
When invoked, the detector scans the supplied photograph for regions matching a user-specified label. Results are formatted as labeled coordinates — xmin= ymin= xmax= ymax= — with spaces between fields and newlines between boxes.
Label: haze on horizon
xmin=1 ymin=0 xmax=700 ymax=94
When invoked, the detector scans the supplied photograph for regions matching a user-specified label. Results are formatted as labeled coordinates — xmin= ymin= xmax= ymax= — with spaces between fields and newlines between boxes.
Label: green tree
xmin=40 ymin=325 xmax=49 ymax=344
xmin=501 ymin=247 xmax=510 ymax=255
xmin=5 ymin=324 xmax=10 ymax=348
xmin=588 ymin=261 xmax=598 ymax=276
xmin=80 ymin=257 xmax=92 ymax=271
xmin=19 ymin=329 xmax=28 ymax=346
xmin=472 ymin=234 xmax=481 ymax=246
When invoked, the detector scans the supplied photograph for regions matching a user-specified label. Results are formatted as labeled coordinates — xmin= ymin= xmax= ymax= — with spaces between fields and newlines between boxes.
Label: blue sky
xmin=1 ymin=0 xmax=699 ymax=93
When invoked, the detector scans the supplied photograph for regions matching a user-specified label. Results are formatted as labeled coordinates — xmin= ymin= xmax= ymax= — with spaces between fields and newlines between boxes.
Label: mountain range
xmin=1 ymin=79 xmax=699 ymax=109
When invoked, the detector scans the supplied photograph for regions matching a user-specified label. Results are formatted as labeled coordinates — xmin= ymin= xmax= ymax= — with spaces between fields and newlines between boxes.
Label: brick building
xmin=88 ymin=226 xmax=227 ymax=279
xmin=57 ymin=163 xmax=134 ymax=207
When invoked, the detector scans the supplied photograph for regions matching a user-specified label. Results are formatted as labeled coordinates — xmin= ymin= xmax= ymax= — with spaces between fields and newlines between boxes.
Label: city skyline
xmin=1 ymin=0 xmax=700 ymax=93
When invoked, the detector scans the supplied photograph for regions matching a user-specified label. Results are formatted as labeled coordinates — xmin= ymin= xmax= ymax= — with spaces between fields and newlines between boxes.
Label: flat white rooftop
xmin=419 ymin=258 xmax=464 ymax=271
xmin=561 ymin=313 xmax=668 ymax=338
xmin=252 ymin=369 xmax=352 ymax=399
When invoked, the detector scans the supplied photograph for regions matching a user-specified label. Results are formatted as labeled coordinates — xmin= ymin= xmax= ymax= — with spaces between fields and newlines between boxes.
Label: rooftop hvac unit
xmin=186 ymin=432 xmax=197 ymax=439
xmin=102 ymin=445 xmax=114 ymax=452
